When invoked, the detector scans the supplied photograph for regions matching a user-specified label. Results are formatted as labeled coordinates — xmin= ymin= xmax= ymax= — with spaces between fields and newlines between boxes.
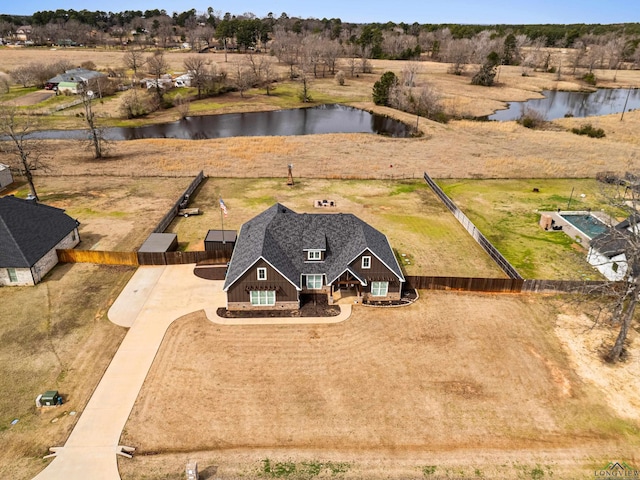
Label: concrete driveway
xmin=33 ymin=264 xmax=350 ymax=480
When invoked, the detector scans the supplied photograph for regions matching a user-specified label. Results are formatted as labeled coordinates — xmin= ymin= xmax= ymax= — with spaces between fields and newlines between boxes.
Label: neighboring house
xmin=0 ymin=164 xmax=13 ymax=190
xmin=0 ymin=196 xmax=80 ymax=286
xmin=587 ymin=216 xmax=639 ymax=281
xmin=46 ymin=68 xmax=106 ymax=92
xmin=223 ymin=203 xmax=405 ymax=310
xmin=15 ymin=25 xmax=32 ymax=42
xmin=174 ymin=73 xmax=193 ymax=88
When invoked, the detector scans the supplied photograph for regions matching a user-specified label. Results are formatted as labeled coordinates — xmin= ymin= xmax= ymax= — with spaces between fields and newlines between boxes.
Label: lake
xmin=487 ymin=88 xmax=640 ymax=121
xmin=30 ymin=104 xmax=413 ymax=140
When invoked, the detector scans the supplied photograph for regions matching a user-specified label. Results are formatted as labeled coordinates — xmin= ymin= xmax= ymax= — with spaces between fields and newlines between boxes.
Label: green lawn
xmin=438 ymin=178 xmax=624 ymax=279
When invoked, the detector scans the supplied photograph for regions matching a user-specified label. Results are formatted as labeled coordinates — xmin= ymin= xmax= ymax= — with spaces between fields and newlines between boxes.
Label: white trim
xmin=307 ymin=250 xmax=322 ymax=261
xmin=257 ymin=267 xmax=267 ymax=281
xmin=250 ymin=290 xmax=276 ymax=306
xmin=305 ymin=274 xmax=324 ymax=289
xmin=371 ymin=281 xmax=389 ymax=296
xmin=361 ymin=255 xmax=371 ymax=269
xmin=327 ymin=266 xmax=367 ymax=287
xmin=224 ymin=255 xmax=302 ymax=291
xmin=347 ymin=246 xmax=406 ymax=283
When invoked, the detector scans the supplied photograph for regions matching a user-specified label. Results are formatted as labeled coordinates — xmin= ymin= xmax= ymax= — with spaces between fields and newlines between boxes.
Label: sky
xmin=4 ymin=0 xmax=639 ymax=24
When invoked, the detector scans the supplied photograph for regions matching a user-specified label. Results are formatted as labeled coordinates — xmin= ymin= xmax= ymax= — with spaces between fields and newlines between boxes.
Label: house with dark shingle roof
xmin=0 ymin=196 xmax=80 ymax=286
xmin=223 ymin=203 xmax=405 ymax=310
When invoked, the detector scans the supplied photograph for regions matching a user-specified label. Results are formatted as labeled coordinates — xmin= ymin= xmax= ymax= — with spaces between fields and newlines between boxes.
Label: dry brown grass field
xmin=0 ymin=176 xmax=195 ymax=480
xmin=2 ymin=48 xmax=640 ymax=180
xmin=118 ymin=293 xmax=640 ymax=479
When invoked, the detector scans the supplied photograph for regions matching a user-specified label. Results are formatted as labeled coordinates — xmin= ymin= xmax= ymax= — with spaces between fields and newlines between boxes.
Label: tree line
xmin=1 ymin=9 xmax=640 ymax=65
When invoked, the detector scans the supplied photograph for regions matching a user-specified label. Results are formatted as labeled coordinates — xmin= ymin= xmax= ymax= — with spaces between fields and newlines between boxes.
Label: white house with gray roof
xmin=223 ymin=203 xmax=405 ymax=310
xmin=0 ymin=196 xmax=80 ymax=286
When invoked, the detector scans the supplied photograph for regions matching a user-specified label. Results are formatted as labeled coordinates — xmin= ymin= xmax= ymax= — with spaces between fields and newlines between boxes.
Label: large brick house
xmin=223 ymin=203 xmax=405 ymax=310
xmin=0 ymin=196 xmax=80 ymax=286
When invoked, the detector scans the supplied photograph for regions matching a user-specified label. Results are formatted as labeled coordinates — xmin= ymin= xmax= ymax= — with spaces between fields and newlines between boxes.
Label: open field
xmin=167 ymin=178 xmax=504 ymax=277
xmin=118 ymin=293 xmax=640 ymax=479
xmin=2 ymin=49 xmax=640 ymax=181
xmin=0 ymin=263 xmax=133 ymax=480
xmin=438 ymin=178 xmax=624 ymax=279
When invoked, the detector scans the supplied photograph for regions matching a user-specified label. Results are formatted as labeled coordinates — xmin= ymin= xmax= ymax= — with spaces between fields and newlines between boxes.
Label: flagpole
xmin=220 ymin=198 xmax=225 ymax=244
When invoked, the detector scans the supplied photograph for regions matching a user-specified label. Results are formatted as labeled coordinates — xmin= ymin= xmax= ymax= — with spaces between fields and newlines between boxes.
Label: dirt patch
xmin=119 ymin=292 xmax=639 ymax=479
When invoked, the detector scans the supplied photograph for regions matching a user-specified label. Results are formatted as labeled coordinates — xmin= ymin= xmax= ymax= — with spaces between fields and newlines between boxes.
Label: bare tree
xmin=271 ymin=29 xmax=302 ymax=78
xmin=246 ymin=53 xmax=277 ymax=95
xmin=444 ymin=38 xmax=471 ymax=75
xmin=233 ymin=62 xmax=255 ymax=98
xmin=184 ymin=55 xmax=209 ymax=99
xmin=123 ymin=47 xmax=146 ymax=85
xmin=173 ymin=93 xmax=191 ymax=119
xmin=584 ymin=185 xmax=640 ymax=363
xmin=146 ymin=51 xmax=169 ymax=106
xmin=78 ymin=83 xmax=106 ymax=159
xmin=0 ymin=106 xmax=44 ymax=200
xmin=402 ymin=62 xmax=421 ymax=87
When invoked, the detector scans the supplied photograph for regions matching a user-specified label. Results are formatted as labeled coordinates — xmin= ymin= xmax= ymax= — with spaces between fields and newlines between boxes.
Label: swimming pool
xmin=560 ymin=213 xmax=609 ymax=238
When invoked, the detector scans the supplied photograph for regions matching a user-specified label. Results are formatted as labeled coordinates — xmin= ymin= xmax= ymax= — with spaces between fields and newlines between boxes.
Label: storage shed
xmin=0 ymin=164 xmax=13 ymax=190
xmin=138 ymin=233 xmax=178 ymax=253
xmin=204 ymin=229 xmax=236 ymax=253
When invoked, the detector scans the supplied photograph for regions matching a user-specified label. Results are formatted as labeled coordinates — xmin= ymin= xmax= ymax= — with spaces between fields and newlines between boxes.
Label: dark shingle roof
xmin=224 ymin=203 xmax=404 ymax=290
xmin=0 ymin=196 xmax=79 ymax=268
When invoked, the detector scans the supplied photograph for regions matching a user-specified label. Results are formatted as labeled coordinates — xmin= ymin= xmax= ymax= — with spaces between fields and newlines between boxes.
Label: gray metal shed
xmin=138 ymin=233 xmax=178 ymax=253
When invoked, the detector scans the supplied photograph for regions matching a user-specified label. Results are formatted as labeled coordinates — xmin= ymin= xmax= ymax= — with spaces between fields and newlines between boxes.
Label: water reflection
xmin=29 ymin=104 xmax=412 ymax=140
xmin=488 ymin=88 xmax=640 ymax=121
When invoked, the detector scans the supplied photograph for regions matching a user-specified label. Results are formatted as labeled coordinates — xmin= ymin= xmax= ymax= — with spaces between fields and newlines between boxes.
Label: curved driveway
xmin=33 ymin=264 xmax=350 ymax=480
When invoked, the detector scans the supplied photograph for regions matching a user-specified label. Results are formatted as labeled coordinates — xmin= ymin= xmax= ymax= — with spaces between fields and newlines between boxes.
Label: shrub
xmin=571 ymin=123 xmax=605 ymax=138
xmin=335 ymin=70 xmax=345 ymax=86
xmin=582 ymin=72 xmax=597 ymax=85
xmin=517 ymin=108 xmax=546 ymax=129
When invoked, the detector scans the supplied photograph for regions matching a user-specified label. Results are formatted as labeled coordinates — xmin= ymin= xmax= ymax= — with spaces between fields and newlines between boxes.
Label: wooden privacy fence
xmin=423 ymin=172 xmax=523 ymax=280
xmin=405 ymin=276 xmax=612 ymax=294
xmin=57 ymin=249 xmax=139 ymax=266
xmin=58 ymin=249 xmax=230 ymax=266
xmin=153 ymin=170 xmax=205 ymax=234
xmin=137 ymin=250 xmax=230 ymax=265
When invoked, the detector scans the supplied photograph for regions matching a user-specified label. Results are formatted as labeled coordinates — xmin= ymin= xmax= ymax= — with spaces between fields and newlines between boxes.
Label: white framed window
xmin=257 ymin=267 xmax=267 ymax=281
xmin=371 ymin=281 xmax=388 ymax=297
xmin=7 ymin=268 xmax=17 ymax=283
xmin=307 ymin=250 xmax=322 ymax=261
xmin=362 ymin=256 xmax=371 ymax=269
xmin=306 ymin=274 xmax=323 ymax=289
xmin=250 ymin=290 xmax=275 ymax=306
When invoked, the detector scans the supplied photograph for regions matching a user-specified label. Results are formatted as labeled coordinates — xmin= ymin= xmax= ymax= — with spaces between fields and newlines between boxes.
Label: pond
xmin=487 ymin=88 xmax=640 ymax=121
xmin=30 ymin=104 xmax=413 ymax=140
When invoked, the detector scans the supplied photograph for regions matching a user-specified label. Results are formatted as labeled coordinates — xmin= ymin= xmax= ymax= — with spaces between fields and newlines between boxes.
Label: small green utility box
xmin=41 ymin=390 xmax=62 ymax=407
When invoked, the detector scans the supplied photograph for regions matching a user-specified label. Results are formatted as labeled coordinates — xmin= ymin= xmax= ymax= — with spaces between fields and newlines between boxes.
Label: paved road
xmin=33 ymin=264 xmax=350 ymax=480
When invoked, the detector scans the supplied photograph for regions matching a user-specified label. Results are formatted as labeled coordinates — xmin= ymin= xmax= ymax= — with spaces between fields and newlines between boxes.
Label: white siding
xmin=0 ymin=267 xmax=35 ymax=286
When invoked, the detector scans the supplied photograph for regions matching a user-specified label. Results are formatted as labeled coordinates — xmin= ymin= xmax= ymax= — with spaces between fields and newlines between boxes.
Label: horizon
xmin=3 ymin=0 xmax=639 ymax=25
